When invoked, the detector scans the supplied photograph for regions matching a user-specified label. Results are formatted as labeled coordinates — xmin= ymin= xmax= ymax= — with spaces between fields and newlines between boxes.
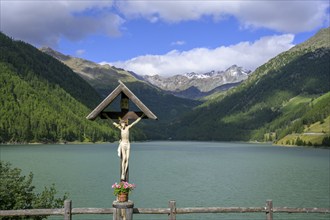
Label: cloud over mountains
xmin=106 ymin=34 xmax=295 ymax=76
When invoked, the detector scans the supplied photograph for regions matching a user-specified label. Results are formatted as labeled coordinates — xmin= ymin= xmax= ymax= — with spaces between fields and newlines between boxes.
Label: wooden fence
xmin=0 ymin=200 xmax=329 ymax=220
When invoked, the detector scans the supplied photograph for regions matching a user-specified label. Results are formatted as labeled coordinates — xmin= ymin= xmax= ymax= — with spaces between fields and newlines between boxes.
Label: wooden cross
xmin=86 ymin=80 xmax=157 ymax=182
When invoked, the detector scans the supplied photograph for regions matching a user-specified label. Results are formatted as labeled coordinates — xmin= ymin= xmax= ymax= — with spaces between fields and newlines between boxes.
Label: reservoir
xmin=1 ymin=141 xmax=329 ymax=219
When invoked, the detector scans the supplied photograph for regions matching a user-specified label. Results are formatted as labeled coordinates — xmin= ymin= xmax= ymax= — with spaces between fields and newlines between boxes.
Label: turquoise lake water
xmin=1 ymin=141 xmax=329 ymax=220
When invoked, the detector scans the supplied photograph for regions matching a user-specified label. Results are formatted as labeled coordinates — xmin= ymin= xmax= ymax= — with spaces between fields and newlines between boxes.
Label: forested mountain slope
xmin=0 ymin=33 xmax=117 ymax=143
xmin=169 ymin=27 xmax=330 ymax=146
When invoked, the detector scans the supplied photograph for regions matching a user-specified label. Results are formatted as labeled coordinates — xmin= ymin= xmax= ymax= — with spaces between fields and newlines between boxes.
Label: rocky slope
xmin=40 ymin=47 xmax=138 ymax=97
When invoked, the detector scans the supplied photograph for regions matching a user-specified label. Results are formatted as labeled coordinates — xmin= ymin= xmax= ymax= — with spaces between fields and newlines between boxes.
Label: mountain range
xmin=40 ymin=47 xmax=250 ymax=100
xmin=142 ymin=65 xmax=251 ymax=99
xmin=1 ymin=27 xmax=329 ymax=146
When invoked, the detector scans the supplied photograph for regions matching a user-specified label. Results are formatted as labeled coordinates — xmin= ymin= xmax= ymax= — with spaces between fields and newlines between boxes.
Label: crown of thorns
xmin=119 ymin=118 xmax=128 ymax=124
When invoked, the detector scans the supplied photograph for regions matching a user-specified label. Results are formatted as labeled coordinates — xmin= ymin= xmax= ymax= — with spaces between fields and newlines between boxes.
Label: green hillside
xmin=0 ymin=32 xmax=117 ymax=143
xmin=275 ymin=92 xmax=330 ymax=146
xmin=169 ymin=27 xmax=330 ymax=146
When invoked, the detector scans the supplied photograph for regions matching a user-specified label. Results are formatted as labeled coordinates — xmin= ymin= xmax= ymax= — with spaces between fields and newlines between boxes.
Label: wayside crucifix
xmin=86 ymin=80 xmax=157 ymax=182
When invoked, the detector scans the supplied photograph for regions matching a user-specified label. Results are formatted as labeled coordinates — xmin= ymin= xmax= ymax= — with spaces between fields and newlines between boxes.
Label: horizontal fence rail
xmin=0 ymin=199 xmax=329 ymax=220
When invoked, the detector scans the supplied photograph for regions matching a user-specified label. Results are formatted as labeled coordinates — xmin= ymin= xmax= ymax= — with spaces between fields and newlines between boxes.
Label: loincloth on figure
xmin=117 ymin=140 xmax=130 ymax=157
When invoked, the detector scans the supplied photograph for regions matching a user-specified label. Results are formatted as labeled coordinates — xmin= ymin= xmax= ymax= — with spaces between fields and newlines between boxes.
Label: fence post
xmin=266 ymin=200 xmax=273 ymax=220
xmin=64 ymin=200 xmax=72 ymax=220
xmin=168 ymin=200 xmax=176 ymax=220
xmin=113 ymin=200 xmax=134 ymax=220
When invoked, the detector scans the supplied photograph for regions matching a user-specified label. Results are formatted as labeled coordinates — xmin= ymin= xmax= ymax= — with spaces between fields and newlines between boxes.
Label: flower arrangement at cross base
xmin=112 ymin=181 xmax=136 ymax=202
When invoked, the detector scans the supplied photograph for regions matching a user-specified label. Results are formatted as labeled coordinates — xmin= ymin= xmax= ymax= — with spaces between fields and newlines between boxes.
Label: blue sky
xmin=1 ymin=0 xmax=329 ymax=76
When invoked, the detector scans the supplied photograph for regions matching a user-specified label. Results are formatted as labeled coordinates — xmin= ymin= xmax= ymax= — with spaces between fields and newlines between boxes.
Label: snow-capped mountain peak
xmin=143 ymin=65 xmax=251 ymax=93
xmin=184 ymin=72 xmax=211 ymax=79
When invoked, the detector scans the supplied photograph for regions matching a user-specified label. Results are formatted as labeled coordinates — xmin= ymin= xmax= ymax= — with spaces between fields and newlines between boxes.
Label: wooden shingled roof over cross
xmin=86 ymin=80 xmax=157 ymax=121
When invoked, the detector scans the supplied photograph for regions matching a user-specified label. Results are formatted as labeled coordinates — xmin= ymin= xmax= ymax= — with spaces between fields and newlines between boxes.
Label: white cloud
xmin=1 ymin=0 xmax=327 ymax=48
xmin=235 ymin=1 xmax=330 ymax=33
xmin=108 ymin=34 xmax=295 ymax=77
xmin=75 ymin=49 xmax=86 ymax=57
xmin=1 ymin=0 xmax=124 ymax=47
xmin=117 ymin=1 xmax=329 ymax=33
xmin=171 ymin=40 xmax=186 ymax=46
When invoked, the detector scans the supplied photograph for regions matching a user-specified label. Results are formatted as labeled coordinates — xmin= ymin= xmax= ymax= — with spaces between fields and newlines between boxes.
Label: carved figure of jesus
xmin=113 ymin=114 xmax=143 ymax=180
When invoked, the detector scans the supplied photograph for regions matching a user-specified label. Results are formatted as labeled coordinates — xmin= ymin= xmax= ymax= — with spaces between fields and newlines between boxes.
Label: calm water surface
xmin=1 ymin=141 xmax=329 ymax=220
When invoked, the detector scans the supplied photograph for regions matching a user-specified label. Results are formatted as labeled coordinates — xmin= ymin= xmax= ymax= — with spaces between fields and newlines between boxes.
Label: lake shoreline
xmin=1 ymin=140 xmax=329 ymax=149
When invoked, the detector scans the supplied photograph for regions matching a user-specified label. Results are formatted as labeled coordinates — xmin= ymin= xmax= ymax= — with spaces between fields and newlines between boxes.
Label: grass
xmin=276 ymin=133 xmax=327 ymax=146
xmin=305 ymin=116 xmax=330 ymax=133
xmin=281 ymin=94 xmax=315 ymax=113
xmin=276 ymin=116 xmax=329 ymax=146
